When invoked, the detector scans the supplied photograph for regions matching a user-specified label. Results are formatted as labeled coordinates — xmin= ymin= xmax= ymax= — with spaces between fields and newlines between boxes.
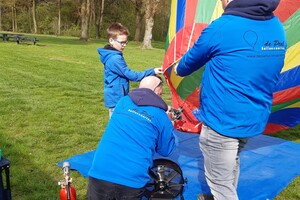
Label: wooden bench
xmin=15 ymin=35 xmax=39 ymax=45
xmin=0 ymin=33 xmax=39 ymax=45
xmin=0 ymin=33 xmax=12 ymax=41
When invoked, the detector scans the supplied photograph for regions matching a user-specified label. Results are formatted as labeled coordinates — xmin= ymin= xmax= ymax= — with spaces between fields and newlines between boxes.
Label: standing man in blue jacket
xmin=88 ymin=75 xmax=175 ymax=200
xmin=98 ymin=22 xmax=162 ymax=118
xmin=175 ymin=0 xmax=286 ymax=199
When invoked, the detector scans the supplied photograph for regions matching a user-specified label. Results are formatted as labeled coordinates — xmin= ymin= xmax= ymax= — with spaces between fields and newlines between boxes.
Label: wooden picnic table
xmin=0 ymin=33 xmax=38 ymax=45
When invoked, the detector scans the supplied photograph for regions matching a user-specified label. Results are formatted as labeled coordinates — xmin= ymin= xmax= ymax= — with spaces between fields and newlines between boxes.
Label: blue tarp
xmin=58 ymin=130 xmax=300 ymax=200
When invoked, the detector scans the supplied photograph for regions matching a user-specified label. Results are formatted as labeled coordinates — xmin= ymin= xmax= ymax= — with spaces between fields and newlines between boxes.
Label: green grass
xmin=0 ymin=34 xmax=299 ymax=199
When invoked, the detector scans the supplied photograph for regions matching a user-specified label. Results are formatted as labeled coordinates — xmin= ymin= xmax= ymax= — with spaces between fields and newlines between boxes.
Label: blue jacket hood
xmin=223 ymin=0 xmax=280 ymax=20
xmin=128 ymin=88 xmax=168 ymax=111
xmin=97 ymin=45 xmax=121 ymax=64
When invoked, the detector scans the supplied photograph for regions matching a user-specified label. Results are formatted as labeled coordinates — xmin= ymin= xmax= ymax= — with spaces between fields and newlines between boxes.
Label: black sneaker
xmin=197 ymin=194 xmax=214 ymax=200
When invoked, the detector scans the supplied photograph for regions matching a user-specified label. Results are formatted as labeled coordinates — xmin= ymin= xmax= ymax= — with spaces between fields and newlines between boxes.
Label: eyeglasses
xmin=113 ymin=38 xmax=128 ymax=46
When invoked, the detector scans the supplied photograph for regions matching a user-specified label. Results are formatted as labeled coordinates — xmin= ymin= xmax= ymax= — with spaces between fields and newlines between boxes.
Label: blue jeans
xmin=87 ymin=177 xmax=145 ymax=200
xmin=200 ymin=124 xmax=248 ymax=200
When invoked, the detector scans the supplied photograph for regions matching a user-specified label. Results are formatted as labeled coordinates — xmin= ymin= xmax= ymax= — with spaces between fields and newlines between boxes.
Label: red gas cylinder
xmin=58 ymin=162 xmax=77 ymax=200
xmin=60 ymin=185 xmax=76 ymax=200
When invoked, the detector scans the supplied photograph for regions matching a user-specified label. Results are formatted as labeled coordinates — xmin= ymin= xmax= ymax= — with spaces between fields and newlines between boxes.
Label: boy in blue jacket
xmin=98 ymin=22 xmax=162 ymax=117
xmin=88 ymin=75 xmax=175 ymax=200
xmin=175 ymin=0 xmax=286 ymax=199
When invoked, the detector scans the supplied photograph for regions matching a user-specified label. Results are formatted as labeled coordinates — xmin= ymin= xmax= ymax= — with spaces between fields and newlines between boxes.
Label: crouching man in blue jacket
xmin=87 ymin=75 xmax=175 ymax=200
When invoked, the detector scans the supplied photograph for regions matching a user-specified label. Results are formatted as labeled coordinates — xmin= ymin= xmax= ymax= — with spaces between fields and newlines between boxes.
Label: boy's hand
xmin=154 ymin=67 xmax=163 ymax=75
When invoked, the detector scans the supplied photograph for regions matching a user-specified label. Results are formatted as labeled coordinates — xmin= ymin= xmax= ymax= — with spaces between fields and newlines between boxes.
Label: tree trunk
xmin=141 ymin=0 xmax=160 ymax=49
xmin=57 ymin=0 xmax=61 ymax=35
xmin=0 ymin=6 xmax=2 ymax=31
xmin=11 ymin=6 xmax=13 ymax=31
xmin=95 ymin=0 xmax=104 ymax=39
xmin=12 ymin=3 xmax=17 ymax=32
xmin=80 ymin=0 xmax=91 ymax=41
xmin=99 ymin=0 xmax=104 ymax=37
xmin=32 ymin=0 xmax=37 ymax=33
xmin=134 ymin=0 xmax=143 ymax=41
xmin=90 ymin=0 xmax=95 ymax=29
xmin=94 ymin=0 xmax=99 ymax=38
xmin=160 ymin=15 xmax=168 ymax=39
xmin=142 ymin=16 xmax=153 ymax=49
xmin=14 ymin=6 xmax=17 ymax=31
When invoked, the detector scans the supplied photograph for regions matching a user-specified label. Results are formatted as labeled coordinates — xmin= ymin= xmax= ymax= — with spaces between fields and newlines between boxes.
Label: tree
xmin=11 ymin=0 xmax=17 ymax=32
xmin=141 ymin=0 xmax=160 ymax=49
xmin=95 ymin=0 xmax=104 ymax=39
xmin=57 ymin=0 xmax=61 ymax=35
xmin=0 ymin=4 xmax=2 ymax=31
xmin=0 ymin=0 xmax=170 ymax=41
xmin=32 ymin=0 xmax=37 ymax=33
xmin=0 ymin=0 xmax=5 ymax=31
xmin=80 ymin=0 xmax=91 ymax=41
xmin=134 ymin=0 xmax=144 ymax=41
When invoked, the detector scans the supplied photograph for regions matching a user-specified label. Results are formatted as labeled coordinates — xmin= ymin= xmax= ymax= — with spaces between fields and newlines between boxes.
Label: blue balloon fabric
xmin=58 ymin=130 xmax=300 ymax=200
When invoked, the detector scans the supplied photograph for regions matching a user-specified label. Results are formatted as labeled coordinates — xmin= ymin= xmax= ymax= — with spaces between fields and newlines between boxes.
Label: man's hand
xmin=173 ymin=63 xmax=179 ymax=75
xmin=168 ymin=107 xmax=183 ymax=121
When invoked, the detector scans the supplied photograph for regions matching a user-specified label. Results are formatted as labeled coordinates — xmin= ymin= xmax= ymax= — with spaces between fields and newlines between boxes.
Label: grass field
xmin=0 ymin=34 xmax=299 ymax=199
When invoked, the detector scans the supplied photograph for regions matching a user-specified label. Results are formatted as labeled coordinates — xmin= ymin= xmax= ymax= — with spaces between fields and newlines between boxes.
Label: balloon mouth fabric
xmin=162 ymin=0 xmax=300 ymax=134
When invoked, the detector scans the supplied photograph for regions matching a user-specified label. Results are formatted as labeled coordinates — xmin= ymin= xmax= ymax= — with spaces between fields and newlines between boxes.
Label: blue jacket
xmin=98 ymin=46 xmax=155 ymax=108
xmin=88 ymin=88 xmax=175 ymax=188
xmin=177 ymin=0 xmax=286 ymax=138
